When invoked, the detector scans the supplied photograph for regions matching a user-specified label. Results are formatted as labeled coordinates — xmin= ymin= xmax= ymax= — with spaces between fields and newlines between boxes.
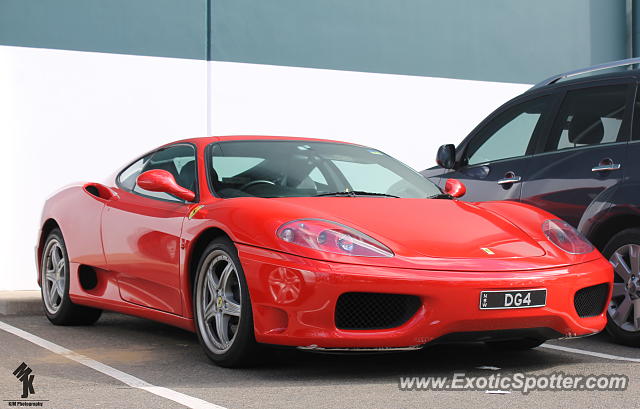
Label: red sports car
xmin=37 ymin=136 xmax=612 ymax=367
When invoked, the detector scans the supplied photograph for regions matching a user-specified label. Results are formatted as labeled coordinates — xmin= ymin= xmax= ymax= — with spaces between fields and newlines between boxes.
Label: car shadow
xmin=8 ymin=312 xmax=608 ymax=389
xmin=88 ymin=313 xmax=594 ymax=386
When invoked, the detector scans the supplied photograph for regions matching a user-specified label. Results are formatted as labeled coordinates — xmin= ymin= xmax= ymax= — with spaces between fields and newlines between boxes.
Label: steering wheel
xmin=239 ymin=179 xmax=276 ymax=191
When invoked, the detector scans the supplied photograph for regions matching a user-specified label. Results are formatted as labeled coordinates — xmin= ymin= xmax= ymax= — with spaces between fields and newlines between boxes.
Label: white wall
xmin=210 ymin=61 xmax=531 ymax=170
xmin=0 ymin=46 xmax=208 ymax=291
xmin=1 ymin=45 xmax=530 ymax=290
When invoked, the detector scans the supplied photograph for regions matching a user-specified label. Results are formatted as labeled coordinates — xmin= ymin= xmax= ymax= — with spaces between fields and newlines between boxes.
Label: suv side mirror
xmin=137 ymin=169 xmax=196 ymax=202
xmin=436 ymin=144 xmax=456 ymax=169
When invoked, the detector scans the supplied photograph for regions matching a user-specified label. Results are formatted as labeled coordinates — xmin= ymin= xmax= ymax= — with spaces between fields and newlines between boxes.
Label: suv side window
xmin=465 ymin=96 xmax=550 ymax=166
xmin=131 ymin=144 xmax=197 ymax=202
xmin=543 ymin=85 xmax=630 ymax=152
xmin=631 ymin=85 xmax=640 ymax=141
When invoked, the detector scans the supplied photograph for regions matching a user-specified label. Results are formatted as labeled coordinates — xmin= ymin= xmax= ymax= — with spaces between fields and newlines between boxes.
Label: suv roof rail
xmin=531 ymin=57 xmax=640 ymax=90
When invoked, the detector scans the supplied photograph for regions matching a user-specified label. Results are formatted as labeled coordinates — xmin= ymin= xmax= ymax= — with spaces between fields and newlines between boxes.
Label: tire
xmin=602 ymin=228 xmax=640 ymax=347
xmin=40 ymin=228 xmax=102 ymax=325
xmin=193 ymin=237 xmax=260 ymax=367
xmin=485 ymin=338 xmax=545 ymax=351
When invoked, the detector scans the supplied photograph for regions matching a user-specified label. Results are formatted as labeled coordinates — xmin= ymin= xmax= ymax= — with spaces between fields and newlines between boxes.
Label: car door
xmin=102 ymin=144 xmax=198 ymax=315
xmin=522 ymin=82 xmax=634 ymax=227
xmin=443 ymin=94 xmax=556 ymax=202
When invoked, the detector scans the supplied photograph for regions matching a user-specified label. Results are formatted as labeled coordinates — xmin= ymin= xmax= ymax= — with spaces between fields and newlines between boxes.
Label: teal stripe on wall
xmin=211 ymin=0 xmax=627 ymax=84
xmin=0 ymin=0 xmax=208 ymax=60
xmin=0 ymin=0 xmax=629 ymax=84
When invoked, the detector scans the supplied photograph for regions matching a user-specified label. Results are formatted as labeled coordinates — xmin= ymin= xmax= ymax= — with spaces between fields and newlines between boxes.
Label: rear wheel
xmin=193 ymin=238 xmax=260 ymax=367
xmin=41 ymin=229 xmax=102 ymax=325
xmin=485 ymin=338 xmax=545 ymax=350
xmin=602 ymin=229 xmax=640 ymax=346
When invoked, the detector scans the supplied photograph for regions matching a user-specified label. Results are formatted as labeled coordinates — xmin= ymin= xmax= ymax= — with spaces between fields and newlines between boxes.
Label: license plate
xmin=479 ymin=289 xmax=547 ymax=310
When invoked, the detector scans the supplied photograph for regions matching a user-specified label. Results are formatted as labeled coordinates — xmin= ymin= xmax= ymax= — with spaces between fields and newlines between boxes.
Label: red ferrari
xmin=37 ymin=136 xmax=612 ymax=367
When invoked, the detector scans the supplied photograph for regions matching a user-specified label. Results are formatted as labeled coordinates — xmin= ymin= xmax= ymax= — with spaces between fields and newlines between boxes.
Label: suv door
xmin=522 ymin=82 xmax=634 ymax=227
xmin=442 ymin=95 xmax=555 ymax=202
xmin=102 ymin=144 xmax=198 ymax=315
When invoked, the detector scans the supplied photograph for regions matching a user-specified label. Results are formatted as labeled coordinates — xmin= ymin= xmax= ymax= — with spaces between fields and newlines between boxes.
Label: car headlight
xmin=276 ymin=219 xmax=394 ymax=257
xmin=542 ymin=219 xmax=593 ymax=254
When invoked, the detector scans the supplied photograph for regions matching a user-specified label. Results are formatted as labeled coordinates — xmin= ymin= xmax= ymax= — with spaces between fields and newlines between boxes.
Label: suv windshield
xmin=208 ymin=140 xmax=442 ymax=199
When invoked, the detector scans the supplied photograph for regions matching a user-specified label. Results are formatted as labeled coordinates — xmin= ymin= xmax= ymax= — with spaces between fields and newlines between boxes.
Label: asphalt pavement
xmin=0 ymin=310 xmax=639 ymax=409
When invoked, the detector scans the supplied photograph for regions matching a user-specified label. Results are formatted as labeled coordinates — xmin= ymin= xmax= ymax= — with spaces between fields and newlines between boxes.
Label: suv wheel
xmin=602 ymin=228 xmax=640 ymax=346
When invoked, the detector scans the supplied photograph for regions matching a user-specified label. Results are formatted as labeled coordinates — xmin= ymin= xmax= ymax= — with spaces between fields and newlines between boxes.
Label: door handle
xmin=591 ymin=164 xmax=621 ymax=172
xmin=591 ymin=158 xmax=621 ymax=172
xmin=83 ymin=183 xmax=119 ymax=201
xmin=497 ymin=176 xmax=522 ymax=185
xmin=497 ymin=171 xmax=522 ymax=185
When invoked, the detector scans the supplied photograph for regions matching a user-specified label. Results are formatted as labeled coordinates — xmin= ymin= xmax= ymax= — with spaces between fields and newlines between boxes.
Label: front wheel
xmin=193 ymin=238 xmax=260 ymax=367
xmin=602 ymin=229 xmax=640 ymax=346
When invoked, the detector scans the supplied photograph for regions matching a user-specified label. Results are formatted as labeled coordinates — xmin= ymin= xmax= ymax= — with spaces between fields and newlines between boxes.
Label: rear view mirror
xmin=444 ymin=178 xmax=466 ymax=198
xmin=137 ymin=170 xmax=196 ymax=202
xmin=436 ymin=144 xmax=456 ymax=169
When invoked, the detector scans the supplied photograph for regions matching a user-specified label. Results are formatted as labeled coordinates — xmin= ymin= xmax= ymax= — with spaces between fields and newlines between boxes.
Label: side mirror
xmin=137 ymin=169 xmax=196 ymax=202
xmin=436 ymin=144 xmax=456 ymax=169
xmin=444 ymin=178 xmax=466 ymax=198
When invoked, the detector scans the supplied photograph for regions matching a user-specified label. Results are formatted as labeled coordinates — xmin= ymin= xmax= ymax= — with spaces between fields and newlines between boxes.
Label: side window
xmin=308 ymin=167 xmax=327 ymax=185
xmin=466 ymin=97 xmax=550 ymax=166
xmin=633 ymin=86 xmax=640 ymax=140
xmin=543 ymin=85 xmax=630 ymax=152
xmin=213 ymin=157 xmax=265 ymax=179
xmin=132 ymin=144 xmax=197 ymax=202
xmin=118 ymin=156 xmax=149 ymax=190
xmin=287 ymin=166 xmax=330 ymax=191
xmin=332 ymin=160 xmax=403 ymax=194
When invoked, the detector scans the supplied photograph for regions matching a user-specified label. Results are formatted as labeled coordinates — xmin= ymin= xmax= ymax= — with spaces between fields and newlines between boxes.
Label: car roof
xmin=523 ymin=68 xmax=640 ymax=95
xmin=163 ymin=135 xmax=359 ymax=149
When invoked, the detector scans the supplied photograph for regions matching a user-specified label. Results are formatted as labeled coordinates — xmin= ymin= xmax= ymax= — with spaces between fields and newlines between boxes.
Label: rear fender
xmin=38 ymin=184 xmax=111 ymax=282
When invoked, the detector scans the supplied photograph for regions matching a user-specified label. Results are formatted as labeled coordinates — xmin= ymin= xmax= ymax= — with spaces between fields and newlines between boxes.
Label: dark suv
xmin=422 ymin=58 xmax=640 ymax=346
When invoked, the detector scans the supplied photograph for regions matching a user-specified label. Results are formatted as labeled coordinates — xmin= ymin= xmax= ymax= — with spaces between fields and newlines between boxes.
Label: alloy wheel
xmin=608 ymin=244 xmax=640 ymax=332
xmin=42 ymin=239 xmax=66 ymax=314
xmin=196 ymin=251 xmax=243 ymax=353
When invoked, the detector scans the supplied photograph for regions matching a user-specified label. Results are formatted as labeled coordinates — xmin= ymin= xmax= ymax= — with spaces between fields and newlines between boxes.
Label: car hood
xmin=196 ymin=197 xmax=601 ymax=271
xmin=267 ymin=197 xmax=546 ymax=259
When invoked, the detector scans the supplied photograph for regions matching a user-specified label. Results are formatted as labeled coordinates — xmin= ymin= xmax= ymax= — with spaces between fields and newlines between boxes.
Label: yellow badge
xmin=188 ymin=205 xmax=204 ymax=220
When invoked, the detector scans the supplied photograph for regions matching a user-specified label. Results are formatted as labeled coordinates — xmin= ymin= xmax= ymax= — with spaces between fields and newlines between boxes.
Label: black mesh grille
xmin=574 ymin=283 xmax=609 ymax=318
xmin=335 ymin=292 xmax=422 ymax=330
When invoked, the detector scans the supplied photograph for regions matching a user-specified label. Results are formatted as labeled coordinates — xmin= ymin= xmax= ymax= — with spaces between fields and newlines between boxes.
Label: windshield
xmin=207 ymin=140 xmax=442 ymax=199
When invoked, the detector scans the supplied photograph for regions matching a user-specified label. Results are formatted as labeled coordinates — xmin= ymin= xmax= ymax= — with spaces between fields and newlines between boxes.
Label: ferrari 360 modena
xmin=37 ymin=136 xmax=613 ymax=366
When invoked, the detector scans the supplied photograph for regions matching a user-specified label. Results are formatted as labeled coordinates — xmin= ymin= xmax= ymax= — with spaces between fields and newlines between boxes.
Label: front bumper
xmin=237 ymin=244 xmax=612 ymax=348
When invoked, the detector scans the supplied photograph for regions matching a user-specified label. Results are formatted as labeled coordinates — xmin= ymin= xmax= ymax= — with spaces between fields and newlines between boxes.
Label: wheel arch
xmin=587 ymin=213 xmax=640 ymax=251
xmin=184 ymin=226 xmax=234 ymax=316
xmin=37 ymin=218 xmax=62 ymax=283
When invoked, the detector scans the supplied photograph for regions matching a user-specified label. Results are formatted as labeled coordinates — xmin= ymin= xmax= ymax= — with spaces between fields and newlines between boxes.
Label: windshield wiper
xmin=315 ymin=191 xmax=400 ymax=198
xmin=427 ymin=193 xmax=454 ymax=199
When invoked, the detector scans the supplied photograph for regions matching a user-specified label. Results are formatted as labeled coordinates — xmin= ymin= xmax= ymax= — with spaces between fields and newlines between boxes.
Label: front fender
xmin=475 ymin=200 xmax=603 ymax=265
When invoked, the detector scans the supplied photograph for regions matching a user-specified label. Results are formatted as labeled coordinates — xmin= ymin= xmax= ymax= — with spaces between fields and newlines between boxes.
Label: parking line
xmin=540 ymin=343 xmax=640 ymax=363
xmin=0 ymin=320 xmax=226 ymax=409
